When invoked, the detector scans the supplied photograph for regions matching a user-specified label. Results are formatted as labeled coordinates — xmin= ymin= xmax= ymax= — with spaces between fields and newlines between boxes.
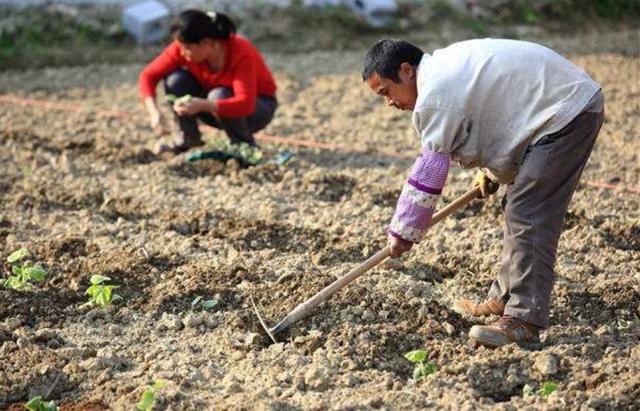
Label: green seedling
xmin=136 ymin=380 xmax=166 ymax=411
xmin=2 ymin=248 xmax=46 ymax=289
xmin=404 ymin=350 xmax=437 ymax=380
xmin=166 ymin=94 xmax=192 ymax=105
xmin=85 ymin=275 xmax=122 ymax=307
xmin=522 ymin=381 xmax=559 ymax=399
xmin=213 ymin=139 xmax=263 ymax=166
xmin=25 ymin=396 xmax=58 ymax=411
xmin=191 ymin=295 xmax=218 ymax=311
xmin=8 ymin=248 xmax=31 ymax=263
xmin=522 ymin=384 xmax=535 ymax=397
xmin=538 ymin=381 xmax=559 ymax=398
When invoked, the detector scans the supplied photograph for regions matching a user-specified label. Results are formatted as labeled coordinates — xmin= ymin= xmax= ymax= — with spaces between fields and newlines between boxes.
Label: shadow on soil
xmin=554 ymin=284 xmax=640 ymax=326
xmin=166 ymin=208 xmax=383 ymax=264
xmin=600 ymin=223 xmax=640 ymax=251
xmin=0 ymin=288 xmax=84 ymax=328
xmin=296 ymin=149 xmax=410 ymax=172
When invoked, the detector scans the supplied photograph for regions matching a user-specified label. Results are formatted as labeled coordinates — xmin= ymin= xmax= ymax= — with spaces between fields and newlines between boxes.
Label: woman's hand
xmin=174 ymin=97 xmax=216 ymax=117
xmin=149 ymin=110 xmax=169 ymax=134
xmin=388 ymin=234 xmax=413 ymax=258
xmin=144 ymin=96 xmax=169 ymax=135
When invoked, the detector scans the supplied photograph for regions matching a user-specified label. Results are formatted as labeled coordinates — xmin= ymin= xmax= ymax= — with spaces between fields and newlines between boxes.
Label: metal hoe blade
xmin=250 ymin=295 xmax=278 ymax=344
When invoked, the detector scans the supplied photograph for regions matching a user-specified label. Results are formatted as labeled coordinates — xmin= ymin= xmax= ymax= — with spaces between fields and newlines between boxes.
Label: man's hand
xmin=388 ymin=234 xmax=413 ymax=258
xmin=473 ymin=170 xmax=499 ymax=198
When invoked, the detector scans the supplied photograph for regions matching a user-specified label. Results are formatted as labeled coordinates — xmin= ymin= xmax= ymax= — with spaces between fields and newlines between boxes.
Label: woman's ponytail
xmin=207 ymin=12 xmax=236 ymax=39
xmin=172 ymin=9 xmax=236 ymax=43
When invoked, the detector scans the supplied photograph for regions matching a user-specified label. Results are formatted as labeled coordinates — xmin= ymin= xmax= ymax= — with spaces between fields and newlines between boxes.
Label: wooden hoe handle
xmin=268 ymin=186 xmax=482 ymax=335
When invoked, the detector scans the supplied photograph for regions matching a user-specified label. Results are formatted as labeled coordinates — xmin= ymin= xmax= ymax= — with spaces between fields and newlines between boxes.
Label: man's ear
xmin=399 ymin=62 xmax=416 ymax=79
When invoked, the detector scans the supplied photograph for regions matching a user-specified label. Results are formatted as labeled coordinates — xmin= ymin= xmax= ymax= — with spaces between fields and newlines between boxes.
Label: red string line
xmin=1 ymin=93 xmax=638 ymax=194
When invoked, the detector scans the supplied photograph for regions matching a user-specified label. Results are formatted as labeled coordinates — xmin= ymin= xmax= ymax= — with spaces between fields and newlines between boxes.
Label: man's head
xmin=362 ymin=39 xmax=423 ymax=111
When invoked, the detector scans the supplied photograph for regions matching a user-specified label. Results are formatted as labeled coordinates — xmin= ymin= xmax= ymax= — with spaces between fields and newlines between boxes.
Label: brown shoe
xmin=455 ymin=298 xmax=505 ymax=317
xmin=469 ymin=315 xmax=540 ymax=347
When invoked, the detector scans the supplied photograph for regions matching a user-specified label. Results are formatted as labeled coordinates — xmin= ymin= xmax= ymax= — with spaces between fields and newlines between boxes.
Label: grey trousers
xmin=488 ymin=106 xmax=605 ymax=328
xmin=164 ymin=69 xmax=277 ymax=147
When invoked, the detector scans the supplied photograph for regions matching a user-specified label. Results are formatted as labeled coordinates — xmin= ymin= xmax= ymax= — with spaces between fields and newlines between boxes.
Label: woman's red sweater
xmin=139 ymin=35 xmax=277 ymax=118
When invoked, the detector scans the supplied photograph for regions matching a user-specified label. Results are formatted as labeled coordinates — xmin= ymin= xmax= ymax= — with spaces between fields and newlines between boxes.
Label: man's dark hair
xmin=362 ymin=39 xmax=424 ymax=82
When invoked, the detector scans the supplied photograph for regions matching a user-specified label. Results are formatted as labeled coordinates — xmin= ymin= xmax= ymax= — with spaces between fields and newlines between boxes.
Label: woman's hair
xmin=171 ymin=9 xmax=236 ymax=43
xmin=362 ymin=39 xmax=423 ymax=83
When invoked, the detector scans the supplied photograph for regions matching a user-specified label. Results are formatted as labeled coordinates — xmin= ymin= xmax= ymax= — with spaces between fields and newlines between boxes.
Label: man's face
xmin=366 ymin=63 xmax=418 ymax=111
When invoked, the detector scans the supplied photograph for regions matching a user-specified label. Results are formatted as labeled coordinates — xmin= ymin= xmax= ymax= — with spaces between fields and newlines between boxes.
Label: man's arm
xmin=387 ymin=105 xmax=465 ymax=256
xmin=388 ymin=149 xmax=450 ymax=255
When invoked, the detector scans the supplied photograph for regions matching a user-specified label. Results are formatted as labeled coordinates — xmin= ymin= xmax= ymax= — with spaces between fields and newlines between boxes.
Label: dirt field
xmin=1 ymin=31 xmax=639 ymax=410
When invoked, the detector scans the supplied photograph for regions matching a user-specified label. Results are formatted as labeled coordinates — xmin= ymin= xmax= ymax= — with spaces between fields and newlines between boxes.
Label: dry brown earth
xmin=0 ymin=31 xmax=639 ymax=410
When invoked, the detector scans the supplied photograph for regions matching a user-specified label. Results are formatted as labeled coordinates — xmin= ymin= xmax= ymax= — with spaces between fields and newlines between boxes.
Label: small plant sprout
xmin=2 ymin=247 xmax=46 ymax=289
xmin=8 ymin=247 xmax=30 ymax=263
xmin=522 ymin=381 xmax=559 ymax=399
xmin=25 ymin=396 xmax=58 ymax=411
xmin=212 ymin=139 xmax=263 ymax=166
xmin=404 ymin=349 xmax=437 ymax=380
xmin=522 ymin=384 xmax=535 ymax=397
xmin=136 ymin=380 xmax=166 ymax=411
xmin=166 ymin=94 xmax=192 ymax=105
xmin=191 ymin=295 xmax=218 ymax=311
xmin=538 ymin=381 xmax=559 ymax=398
xmin=85 ymin=275 xmax=122 ymax=307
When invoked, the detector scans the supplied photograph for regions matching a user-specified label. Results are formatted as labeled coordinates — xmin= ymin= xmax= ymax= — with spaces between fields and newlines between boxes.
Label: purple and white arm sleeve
xmin=388 ymin=150 xmax=450 ymax=243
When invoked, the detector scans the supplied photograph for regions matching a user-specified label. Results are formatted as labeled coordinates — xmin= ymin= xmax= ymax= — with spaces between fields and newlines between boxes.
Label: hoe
xmin=252 ymin=186 xmax=482 ymax=343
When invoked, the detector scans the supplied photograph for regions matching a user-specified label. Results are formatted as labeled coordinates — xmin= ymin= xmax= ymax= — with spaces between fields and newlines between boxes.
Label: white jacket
xmin=413 ymin=38 xmax=601 ymax=184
